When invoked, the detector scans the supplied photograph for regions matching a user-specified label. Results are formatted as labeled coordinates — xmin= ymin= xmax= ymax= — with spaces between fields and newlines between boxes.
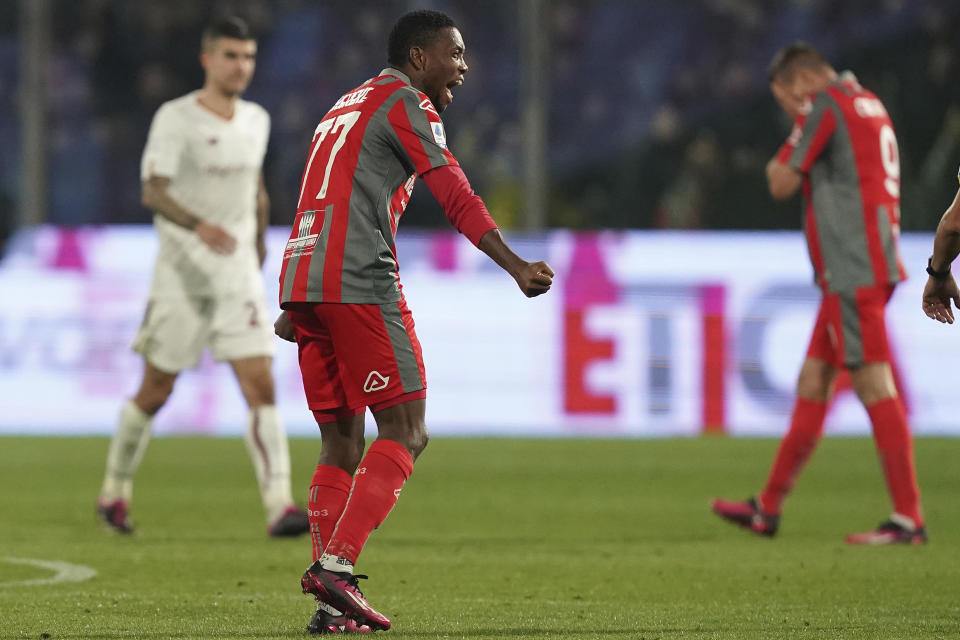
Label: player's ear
xmin=408 ymin=46 xmax=426 ymax=72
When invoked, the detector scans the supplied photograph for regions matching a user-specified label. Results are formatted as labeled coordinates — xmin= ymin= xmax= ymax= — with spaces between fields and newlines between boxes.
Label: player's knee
xmin=135 ymin=379 xmax=175 ymax=414
xmin=796 ymin=361 xmax=833 ymax=401
xmin=796 ymin=378 xmax=829 ymax=402
xmin=346 ymin=437 xmax=365 ymax=472
xmin=241 ymin=378 xmax=275 ymax=408
xmin=318 ymin=430 xmax=365 ymax=473
xmin=251 ymin=384 xmax=276 ymax=407
xmin=851 ymin=364 xmax=896 ymax=406
xmin=408 ymin=423 xmax=429 ymax=459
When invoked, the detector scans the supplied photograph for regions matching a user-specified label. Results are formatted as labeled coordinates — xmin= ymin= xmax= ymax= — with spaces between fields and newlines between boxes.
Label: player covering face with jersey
xmin=712 ymin=42 xmax=926 ymax=546
xmin=274 ymin=9 xmax=554 ymax=634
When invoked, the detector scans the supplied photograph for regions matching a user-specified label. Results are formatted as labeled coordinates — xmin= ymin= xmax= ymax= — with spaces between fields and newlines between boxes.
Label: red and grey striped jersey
xmin=776 ymin=73 xmax=906 ymax=292
xmin=280 ymin=68 xmax=461 ymax=305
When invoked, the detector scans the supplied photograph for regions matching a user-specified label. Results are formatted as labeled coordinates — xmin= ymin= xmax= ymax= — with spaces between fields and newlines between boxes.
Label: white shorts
xmin=132 ymin=293 xmax=275 ymax=373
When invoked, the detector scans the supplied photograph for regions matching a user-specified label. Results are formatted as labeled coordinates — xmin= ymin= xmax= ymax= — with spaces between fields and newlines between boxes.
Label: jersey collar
xmin=379 ymin=67 xmax=412 ymax=86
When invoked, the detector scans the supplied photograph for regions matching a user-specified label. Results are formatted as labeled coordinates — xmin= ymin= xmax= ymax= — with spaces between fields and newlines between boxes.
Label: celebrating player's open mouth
xmin=445 ymin=78 xmax=462 ymax=105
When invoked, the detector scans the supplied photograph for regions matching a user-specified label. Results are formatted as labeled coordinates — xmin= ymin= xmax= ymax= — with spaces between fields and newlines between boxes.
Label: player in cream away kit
xmin=96 ymin=18 xmax=309 ymax=538
xmin=713 ymin=43 xmax=926 ymax=544
xmin=272 ymin=10 xmax=555 ymax=634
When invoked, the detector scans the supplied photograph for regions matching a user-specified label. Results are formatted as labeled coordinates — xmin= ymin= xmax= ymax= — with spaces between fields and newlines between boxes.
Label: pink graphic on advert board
xmin=49 ymin=228 xmax=88 ymax=272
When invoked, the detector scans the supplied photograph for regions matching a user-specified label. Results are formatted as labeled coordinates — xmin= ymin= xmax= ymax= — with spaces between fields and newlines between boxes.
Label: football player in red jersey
xmin=921 ymin=171 xmax=960 ymax=323
xmin=273 ymin=10 xmax=554 ymax=633
xmin=712 ymin=43 xmax=926 ymax=545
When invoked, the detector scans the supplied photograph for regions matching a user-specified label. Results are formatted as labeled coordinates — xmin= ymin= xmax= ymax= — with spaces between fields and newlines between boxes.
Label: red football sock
xmin=759 ymin=397 xmax=827 ymax=515
xmin=308 ymin=465 xmax=353 ymax=562
xmin=324 ymin=439 xmax=414 ymax=564
xmin=867 ymin=396 xmax=923 ymax=527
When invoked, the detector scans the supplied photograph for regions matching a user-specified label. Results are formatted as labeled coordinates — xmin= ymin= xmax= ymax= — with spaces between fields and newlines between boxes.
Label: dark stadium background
xmin=3 ymin=0 xmax=960 ymax=243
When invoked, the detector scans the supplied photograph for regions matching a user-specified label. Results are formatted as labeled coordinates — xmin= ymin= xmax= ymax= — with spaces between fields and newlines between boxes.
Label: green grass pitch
xmin=1 ymin=436 xmax=958 ymax=639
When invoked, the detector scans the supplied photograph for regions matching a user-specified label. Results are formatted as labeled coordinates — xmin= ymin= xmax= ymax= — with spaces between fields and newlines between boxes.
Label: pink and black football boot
xmin=268 ymin=505 xmax=310 ymax=538
xmin=301 ymin=561 xmax=391 ymax=631
xmin=711 ymin=496 xmax=780 ymax=537
xmin=846 ymin=516 xmax=927 ymax=545
xmin=307 ymin=604 xmax=373 ymax=635
xmin=96 ymin=499 xmax=134 ymax=535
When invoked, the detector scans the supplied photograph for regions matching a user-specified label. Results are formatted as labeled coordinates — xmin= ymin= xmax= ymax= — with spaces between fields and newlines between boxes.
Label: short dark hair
xmin=768 ymin=41 xmax=830 ymax=83
xmin=202 ymin=16 xmax=254 ymax=50
xmin=387 ymin=10 xmax=458 ymax=68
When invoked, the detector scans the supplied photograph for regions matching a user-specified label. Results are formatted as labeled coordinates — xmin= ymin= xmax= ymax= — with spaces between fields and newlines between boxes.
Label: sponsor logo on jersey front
xmin=283 ymin=234 xmax=319 ymax=259
xmin=419 ymin=98 xmax=437 ymax=114
xmin=298 ymin=211 xmax=316 ymax=237
xmin=363 ymin=371 xmax=390 ymax=392
xmin=284 ymin=210 xmax=320 ymax=259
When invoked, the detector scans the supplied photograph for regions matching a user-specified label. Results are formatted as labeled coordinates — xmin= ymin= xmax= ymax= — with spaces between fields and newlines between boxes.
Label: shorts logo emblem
xmin=363 ymin=371 xmax=390 ymax=393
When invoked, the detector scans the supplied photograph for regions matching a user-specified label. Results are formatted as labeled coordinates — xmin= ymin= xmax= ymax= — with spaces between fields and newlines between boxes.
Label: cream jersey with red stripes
xmin=280 ymin=68 xmax=459 ymax=305
xmin=141 ymin=91 xmax=270 ymax=297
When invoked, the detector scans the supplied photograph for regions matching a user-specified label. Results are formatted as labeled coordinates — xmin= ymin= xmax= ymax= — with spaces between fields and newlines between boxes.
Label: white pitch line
xmin=0 ymin=557 xmax=97 ymax=587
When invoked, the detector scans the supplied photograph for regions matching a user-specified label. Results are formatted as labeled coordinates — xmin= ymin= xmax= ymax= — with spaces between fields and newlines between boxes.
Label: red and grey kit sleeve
xmin=422 ymin=164 xmax=499 ymax=247
xmin=776 ymin=92 xmax=836 ymax=172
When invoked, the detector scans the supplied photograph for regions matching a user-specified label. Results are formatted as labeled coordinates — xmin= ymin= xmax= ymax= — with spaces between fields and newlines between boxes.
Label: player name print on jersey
xmin=330 ymin=87 xmax=374 ymax=111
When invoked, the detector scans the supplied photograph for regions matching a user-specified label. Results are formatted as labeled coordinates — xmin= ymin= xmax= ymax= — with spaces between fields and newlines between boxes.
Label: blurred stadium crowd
xmin=1 ymin=0 xmax=959 ymax=243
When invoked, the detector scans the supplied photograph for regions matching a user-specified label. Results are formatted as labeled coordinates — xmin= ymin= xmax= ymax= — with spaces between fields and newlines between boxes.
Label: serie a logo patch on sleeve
xmin=431 ymin=122 xmax=448 ymax=150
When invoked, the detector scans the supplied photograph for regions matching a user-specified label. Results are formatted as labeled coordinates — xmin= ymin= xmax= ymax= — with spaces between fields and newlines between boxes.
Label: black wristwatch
xmin=926 ymin=257 xmax=951 ymax=280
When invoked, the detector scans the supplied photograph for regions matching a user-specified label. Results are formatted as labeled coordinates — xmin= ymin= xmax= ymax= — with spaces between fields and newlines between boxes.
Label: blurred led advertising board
xmin=0 ymin=226 xmax=954 ymax=437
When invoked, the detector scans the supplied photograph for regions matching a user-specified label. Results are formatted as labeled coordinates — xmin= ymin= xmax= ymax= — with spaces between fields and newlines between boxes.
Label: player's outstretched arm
xmin=923 ymin=186 xmax=960 ymax=323
xmin=478 ymin=229 xmax=553 ymax=298
xmin=141 ymin=176 xmax=237 ymax=255
xmin=421 ymin=165 xmax=553 ymax=297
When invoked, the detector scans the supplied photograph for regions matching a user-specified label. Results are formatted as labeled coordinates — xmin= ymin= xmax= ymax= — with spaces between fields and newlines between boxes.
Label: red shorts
xmin=286 ymin=299 xmax=426 ymax=421
xmin=806 ymin=285 xmax=894 ymax=369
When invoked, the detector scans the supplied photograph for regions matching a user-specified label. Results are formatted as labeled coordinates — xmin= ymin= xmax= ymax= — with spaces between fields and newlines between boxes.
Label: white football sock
xmin=317 ymin=602 xmax=342 ymax=615
xmin=890 ymin=512 xmax=918 ymax=531
xmin=243 ymin=405 xmax=295 ymax=523
xmin=319 ymin=552 xmax=354 ymax=574
xmin=100 ymin=400 xmax=153 ymax=503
